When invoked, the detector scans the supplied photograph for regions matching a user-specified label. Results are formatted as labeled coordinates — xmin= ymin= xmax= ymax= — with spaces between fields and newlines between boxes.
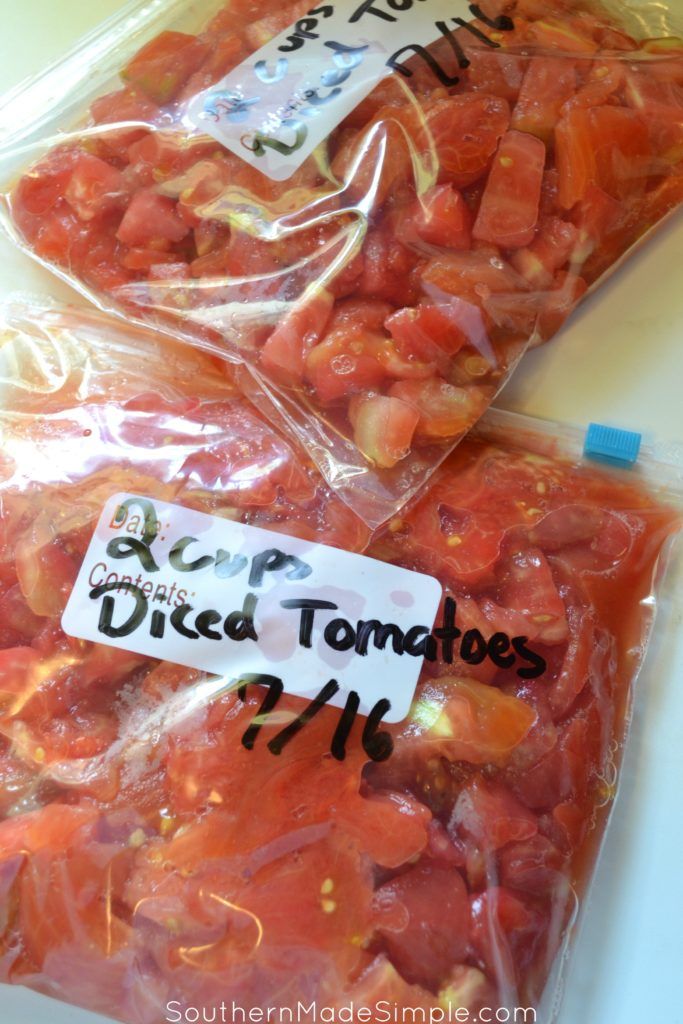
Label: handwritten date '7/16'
xmin=237 ymin=674 xmax=394 ymax=762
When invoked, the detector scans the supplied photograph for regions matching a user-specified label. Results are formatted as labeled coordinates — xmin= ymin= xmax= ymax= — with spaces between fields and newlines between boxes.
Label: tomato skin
xmin=122 ymin=31 xmax=210 ymax=104
xmin=473 ymin=130 xmax=547 ymax=249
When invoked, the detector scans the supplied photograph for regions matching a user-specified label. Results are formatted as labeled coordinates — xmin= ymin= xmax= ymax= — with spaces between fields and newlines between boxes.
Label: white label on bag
xmin=184 ymin=0 xmax=510 ymax=180
xmin=62 ymin=494 xmax=442 ymax=724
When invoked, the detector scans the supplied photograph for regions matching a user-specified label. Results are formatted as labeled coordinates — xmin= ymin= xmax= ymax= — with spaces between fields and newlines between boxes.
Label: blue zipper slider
xmin=584 ymin=422 xmax=642 ymax=467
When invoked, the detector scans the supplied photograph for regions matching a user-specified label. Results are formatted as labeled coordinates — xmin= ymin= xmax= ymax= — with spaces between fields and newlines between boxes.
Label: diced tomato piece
xmin=470 ymin=887 xmax=540 ymax=983
xmin=15 ymin=528 xmax=79 ymax=618
xmin=385 ymin=304 xmax=468 ymax=370
xmin=374 ymin=862 xmax=470 ymax=989
xmin=555 ymin=108 xmax=595 ymax=209
xmin=473 ymin=130 xmax=546 ymax=249
xmin=180 ymin=34 xmax=246 ymax=100
xmin=244 ymin=0 xmax=310 ymax=49
xmin=562 ymin=59 xmax=624 ymax=112
xmin=511 ymin=711 xmax=591 ymax=808
xmin=193 ymin=218 xmax=230 ymax=257
xmin=589 ymin=106 xmax=651 ymax=200
xmin=624 ymin=69 xmax=683 ymax=163
xmin=411 ymin=184 xmax=472 ymax=249
xmin=510 ymin=217 xmax=579 ymax=286
xmin=332 ymin=117 xmax=413 ymax=210
xmin=499 ymin=548 xmax=568 ymax=644
xmin=348 ymin=394 xmax=419 ymax=469
xmin=0 ymin=586 xmax=43 ymax=647
xmin=117 ymin=189 xmax=189 ymax=246
xmin=402 ymin=677 xmax=537 ymax=766
xmin=64 ymin=153 xmax=128 ymax=222
xmin=451 ymin=777 xmax=538 ymax=850
xmin=12 ymin=148 xmax=79 ymax=217
xmin=259 ymin=290 xmax=334 ymax=385
xmin=526 ymin=17 xmax=599 ymax=53
xmin=89 ymin=89 xmax=160 ymax=156
xmin=498 ymin=834 xmax=566 ymax=895
xmin=512 ymin=58 xmax=577 ymax=143
xmin=537 ymin=270 xmax=587 ymax=339
xmin=305 ymin=328 xmax=388 ymax=403
xmin=420 ymin=249 xmax=530 ymax=312
xmin=357 ymin=226 xmax=418 ymax=305
xmin=347 ymin=957 xmax=446 ymax=1016
xmin=148 ymin=262 xmax=191 ymax=280
xmin=557 ymin=106 xmax=651 ymax=208
xmin=570 ymin=184 xmax=622 ymax=260
xmin=121 ymin=247 xmax=185 ymax=271
xmin=423 ymin=94 xmax=511 ymax=188
xmin=90 ymin=89 xmax=159 ymax=127
xmin=388 ymin=378 xmax=487 ymax=440
xmin=122 ymin=31 xmax=210 ymax=104
xmin=462 ymin=48 xmax=526 ymax=104
xmin=329 ymin=297 xmax=394 ymax=333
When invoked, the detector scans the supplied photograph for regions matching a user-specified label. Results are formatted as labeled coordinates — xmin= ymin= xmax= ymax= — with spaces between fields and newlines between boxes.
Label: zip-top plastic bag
xmin=1 ymin=0 xmax=682 ymax=526
xmin=0 ymin=298 xmax=681 ymax=1024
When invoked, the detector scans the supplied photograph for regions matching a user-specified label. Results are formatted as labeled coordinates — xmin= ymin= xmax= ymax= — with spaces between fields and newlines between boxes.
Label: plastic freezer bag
xmin=1 ymin=1 xmax=682 ymax=526
xmin=0 ymin=299 xmax=681 ymax=1023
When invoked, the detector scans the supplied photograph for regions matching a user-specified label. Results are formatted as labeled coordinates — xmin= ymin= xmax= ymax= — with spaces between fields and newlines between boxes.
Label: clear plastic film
xmin=1 ymin=0 xmax=682 ymax=527
xmin=0 ymin=298 xmax=681 ymax=1023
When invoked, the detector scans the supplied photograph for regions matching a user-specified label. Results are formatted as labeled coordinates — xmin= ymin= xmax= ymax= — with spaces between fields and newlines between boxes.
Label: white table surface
xmin=1 ymin=3 xmax=682 ymax=1023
